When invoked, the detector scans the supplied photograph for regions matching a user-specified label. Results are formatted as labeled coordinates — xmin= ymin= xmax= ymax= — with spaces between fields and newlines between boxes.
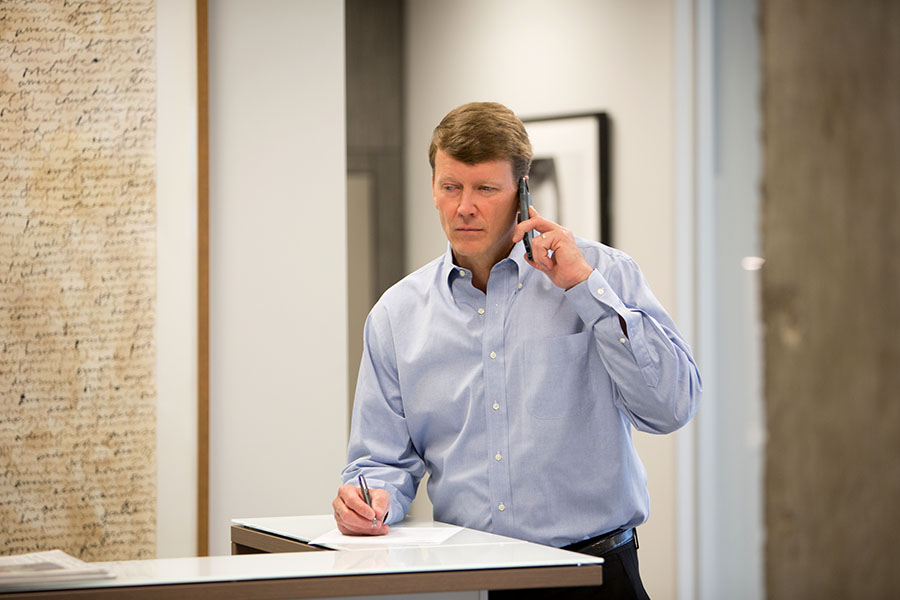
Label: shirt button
xmin=477 ymin=308 xmax=485 ymax=315
xmin=489 ymin=351 xmax=497 ymax=359
xmin=459 ymin=269 xmax=466 ymax=277
xmin=517 ymin=282 xmax=523 ymax=289
xmin=492 ymin=402 xmax=500 ymax=410
xmin=495 ymin=452 xmax=502 ymax=461
xmin=620 ymin=337 xmax=627 ymax=344
xmin=498 ymin=503 xmax=506 ymax=512
xmin=597 ymin=288 xmax=605 ymax=295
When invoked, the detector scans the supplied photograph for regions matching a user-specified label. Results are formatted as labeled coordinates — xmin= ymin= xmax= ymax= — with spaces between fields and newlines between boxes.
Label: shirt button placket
xmin=483 ymin=266 xmax=515 ymax=534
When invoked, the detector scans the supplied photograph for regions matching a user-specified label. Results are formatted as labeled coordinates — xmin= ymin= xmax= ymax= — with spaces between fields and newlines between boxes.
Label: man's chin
xmin=450 ymin=241 xmax=484 ymax=258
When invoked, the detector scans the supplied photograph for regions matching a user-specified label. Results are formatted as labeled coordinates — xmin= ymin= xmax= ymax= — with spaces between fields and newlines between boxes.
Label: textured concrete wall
xmin=762 ymin=1 xmax=900 ymax=597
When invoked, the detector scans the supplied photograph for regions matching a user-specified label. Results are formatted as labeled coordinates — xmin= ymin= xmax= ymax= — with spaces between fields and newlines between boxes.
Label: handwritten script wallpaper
xmin=0 ymin=0 xmax=156 ymax=560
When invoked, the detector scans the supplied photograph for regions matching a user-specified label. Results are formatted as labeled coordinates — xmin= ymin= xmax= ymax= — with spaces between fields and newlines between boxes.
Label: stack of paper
xmin=0 ymin=550 xmax=115 ymax=588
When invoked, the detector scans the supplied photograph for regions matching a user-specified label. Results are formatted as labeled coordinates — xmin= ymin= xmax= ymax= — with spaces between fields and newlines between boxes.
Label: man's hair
xmin=429 ymin=102 xmax=533 ymax=181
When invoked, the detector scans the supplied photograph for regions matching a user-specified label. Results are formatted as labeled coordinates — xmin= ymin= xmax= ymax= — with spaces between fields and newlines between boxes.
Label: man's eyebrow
xmin=472 ymin=178 xmax=507 ymax=188
xmin=436 ymin=174 xmax=506 ymax=187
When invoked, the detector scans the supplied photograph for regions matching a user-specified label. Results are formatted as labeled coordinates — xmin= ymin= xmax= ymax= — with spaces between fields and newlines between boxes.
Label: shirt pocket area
xmin=513 ymin=330 xmax=596 ymax=420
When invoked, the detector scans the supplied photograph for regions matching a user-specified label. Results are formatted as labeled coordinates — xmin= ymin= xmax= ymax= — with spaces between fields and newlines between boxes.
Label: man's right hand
xmin=332 ymin=483 xmax=391 ymax=535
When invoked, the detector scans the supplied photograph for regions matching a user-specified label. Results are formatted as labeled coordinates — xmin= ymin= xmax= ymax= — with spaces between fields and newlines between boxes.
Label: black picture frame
xmin=523 ymin=113 xmax=611 ymax=245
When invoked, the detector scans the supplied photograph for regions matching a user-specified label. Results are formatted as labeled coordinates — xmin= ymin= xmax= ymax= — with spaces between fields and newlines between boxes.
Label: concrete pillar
xmin=762 ymin=1 xmax=900 ymax=597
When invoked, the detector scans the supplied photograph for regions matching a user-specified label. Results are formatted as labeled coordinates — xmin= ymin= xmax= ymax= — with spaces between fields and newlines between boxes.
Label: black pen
xmin=358 ymin=474 xmax=377 ymax=527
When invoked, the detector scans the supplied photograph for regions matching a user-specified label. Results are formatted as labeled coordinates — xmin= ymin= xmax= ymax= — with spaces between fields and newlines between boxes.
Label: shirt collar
xmin=441 ymin=239 xmax=534 ymax=294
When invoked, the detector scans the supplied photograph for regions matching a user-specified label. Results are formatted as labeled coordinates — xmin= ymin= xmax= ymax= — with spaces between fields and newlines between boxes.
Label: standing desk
xmin=0 ymin=515 xmax=602 ymax=599
xmin=229 ymin=515 xmax=603 ymax=598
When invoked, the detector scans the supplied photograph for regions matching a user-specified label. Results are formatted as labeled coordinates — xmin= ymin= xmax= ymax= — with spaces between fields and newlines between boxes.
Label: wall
xmin=1 ymin=0 xmax=157 ymax=562
xmin=207 ymin=0 xmax=348 ymax=556
xmin=156 ymin=0 xmax=199 ymax=558
xmin=762 ymin=1 xmax=900 ymax=597
xmin=404 ymin=1 xmax=682 ymax=596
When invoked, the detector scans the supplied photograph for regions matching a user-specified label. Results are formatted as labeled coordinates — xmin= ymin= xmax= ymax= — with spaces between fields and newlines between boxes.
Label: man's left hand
xmin=513 ymin=207 xmax=593 ymax=290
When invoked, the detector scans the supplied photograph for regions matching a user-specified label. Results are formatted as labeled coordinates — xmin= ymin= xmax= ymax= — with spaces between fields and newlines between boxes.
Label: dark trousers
xmin=489 ymin=536 xmax=650 ymax=600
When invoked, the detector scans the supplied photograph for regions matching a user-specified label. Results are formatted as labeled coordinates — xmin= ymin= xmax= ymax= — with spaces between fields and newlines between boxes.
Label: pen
xmin=358 ymin=474 xmax=377 ymax=527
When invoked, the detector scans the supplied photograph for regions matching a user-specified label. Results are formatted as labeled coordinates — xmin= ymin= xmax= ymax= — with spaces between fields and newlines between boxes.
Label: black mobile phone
xmin=518 ymin=177 xmax=534 ymax=261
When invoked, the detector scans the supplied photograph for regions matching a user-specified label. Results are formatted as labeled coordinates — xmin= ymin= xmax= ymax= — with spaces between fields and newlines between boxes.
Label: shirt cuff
xmin=564 ymin=270 xmax=625 ymax=323
xmin=362 ymin=478 xmax=405 ymax=526
xmin=566 ymin=271 xmax=659 ymax=387
xmin=384 ymin=493 xmax=404 ymax=525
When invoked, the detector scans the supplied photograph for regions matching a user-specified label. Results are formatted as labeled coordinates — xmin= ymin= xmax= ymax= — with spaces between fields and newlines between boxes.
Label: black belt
xmin=563 ymin=527 xmax=638 ymax=557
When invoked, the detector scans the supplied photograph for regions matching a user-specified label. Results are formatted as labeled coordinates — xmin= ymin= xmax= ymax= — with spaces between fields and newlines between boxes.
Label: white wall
xmin=404 ymin=1 xmax=683 ymax=597
xmin=156 ymin=0 xmax=198 ymax=559
xmin=156 ymin=0 xmax=349 ymax=560
xmin=207 ymin=0 xmax=348 ymax=556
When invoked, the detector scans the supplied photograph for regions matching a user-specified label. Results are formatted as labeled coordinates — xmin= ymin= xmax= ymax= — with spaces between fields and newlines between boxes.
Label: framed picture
xmin=523 ymin=113 xmax=611 ymax=244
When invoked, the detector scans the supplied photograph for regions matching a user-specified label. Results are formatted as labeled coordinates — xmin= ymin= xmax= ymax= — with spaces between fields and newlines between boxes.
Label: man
xmin=333 ymin=102 xmax=701 ymax=599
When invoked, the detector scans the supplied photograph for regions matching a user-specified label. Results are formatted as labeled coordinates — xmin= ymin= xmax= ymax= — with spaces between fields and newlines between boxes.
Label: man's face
xmin=432 ymin=149 xmax=519 ymax=269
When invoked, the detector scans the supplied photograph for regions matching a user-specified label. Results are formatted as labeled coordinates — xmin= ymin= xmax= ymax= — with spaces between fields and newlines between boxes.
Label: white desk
xmin=1 ymin=516 xmax=602 ymax=599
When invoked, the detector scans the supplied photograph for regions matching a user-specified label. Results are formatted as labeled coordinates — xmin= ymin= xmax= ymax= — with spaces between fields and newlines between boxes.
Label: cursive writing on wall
xmin=1 ymin=0 xmax=157 ymax=560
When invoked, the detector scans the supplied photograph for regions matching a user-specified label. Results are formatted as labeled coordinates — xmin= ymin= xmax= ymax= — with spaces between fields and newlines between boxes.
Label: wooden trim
xmin=0 ymin=565 xmax=602 ymax=600
xmin=230 ymin=526 xmax=326 ymax=554
xmin=195 ymin=0 xmax=210 ymax=558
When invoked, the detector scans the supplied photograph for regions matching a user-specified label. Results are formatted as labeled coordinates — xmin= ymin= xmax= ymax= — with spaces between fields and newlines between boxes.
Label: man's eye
xmin=479 ymin=186 xmax=496 ymax=193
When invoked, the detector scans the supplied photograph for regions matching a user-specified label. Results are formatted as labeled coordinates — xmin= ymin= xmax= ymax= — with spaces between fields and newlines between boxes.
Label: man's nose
xmin=457 ymin=189 xmax=477 ymax=215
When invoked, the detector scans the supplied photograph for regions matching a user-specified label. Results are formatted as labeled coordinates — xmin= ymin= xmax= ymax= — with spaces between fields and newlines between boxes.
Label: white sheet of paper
xmin=310 ymin=526 xmax=461 ymax=547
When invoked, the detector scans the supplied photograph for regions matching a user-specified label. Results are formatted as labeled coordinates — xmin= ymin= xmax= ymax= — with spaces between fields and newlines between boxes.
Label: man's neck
xmin=452 ymin=242 xmax=514 ymax=294
xmin=465 ymin=261 xmax=492 ymax=294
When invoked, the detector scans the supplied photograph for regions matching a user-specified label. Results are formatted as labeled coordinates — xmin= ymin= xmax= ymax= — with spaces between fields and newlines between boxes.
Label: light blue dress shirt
xmin=342 ymin=239 xmax=701 ymax=548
